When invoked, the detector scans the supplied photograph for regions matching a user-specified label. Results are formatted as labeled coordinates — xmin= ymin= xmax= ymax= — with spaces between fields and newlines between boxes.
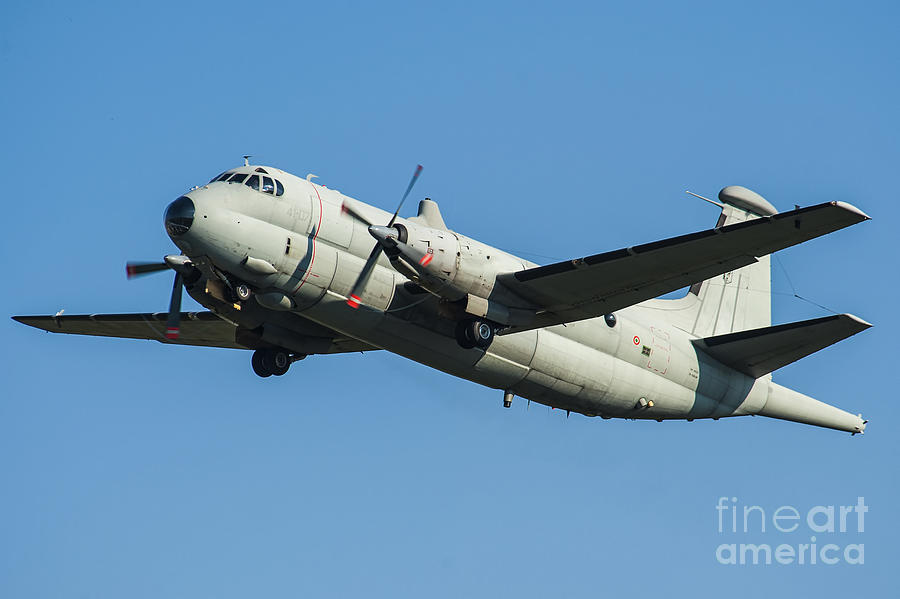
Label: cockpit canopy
xmin=208 ymin=167 xmax=284 ymax=196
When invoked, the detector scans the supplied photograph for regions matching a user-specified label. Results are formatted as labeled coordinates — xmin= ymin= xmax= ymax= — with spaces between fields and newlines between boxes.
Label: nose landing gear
xmin=235 ymin=283 xmax=252 ymax=302
xmin=251 ymin=348 xmax=304 ymax=377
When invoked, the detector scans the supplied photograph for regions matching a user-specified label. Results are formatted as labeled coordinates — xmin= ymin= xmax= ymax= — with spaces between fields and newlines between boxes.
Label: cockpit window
xmin=244 ymin=174 xmax=260 ymax=191
xmin=255 ymin=167 xmax=269 ymax=174
xmin=209 ymin=171 xmax=227 ymax=183
xmin=216 ymin=172 xmax=232 ymax=181
xmin=262 ymin=176 xmax=275 ymax=194
xmin=228 ymin=173 xmax=247 ymax=184
xmin=275 ymin=180 xmax=284 ymax=196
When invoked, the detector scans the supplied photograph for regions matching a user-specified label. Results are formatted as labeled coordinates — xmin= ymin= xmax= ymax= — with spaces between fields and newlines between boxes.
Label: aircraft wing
xmin=496 ymin=201 xmax=869 ymax=333
xmin=12 ymin=311 xmax=377 ymax=354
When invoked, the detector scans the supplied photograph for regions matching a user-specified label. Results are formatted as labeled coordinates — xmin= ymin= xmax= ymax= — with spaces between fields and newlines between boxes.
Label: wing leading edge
xmin=497 ymin=201 xmax=869 ymax=333
xmin=12 ymin=311 xmax=377 ymax=355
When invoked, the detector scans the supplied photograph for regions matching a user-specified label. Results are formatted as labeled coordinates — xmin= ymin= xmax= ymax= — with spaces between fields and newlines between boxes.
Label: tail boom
xmin=756 ymin=382 xmax=866 ymax=434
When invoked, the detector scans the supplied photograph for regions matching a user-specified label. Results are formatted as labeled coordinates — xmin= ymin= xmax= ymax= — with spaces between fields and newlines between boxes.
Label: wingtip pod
xmin=843 ymin=313 xmax=874 ymax=330
xmin=832 ymin=201 xmax=871 ymax=221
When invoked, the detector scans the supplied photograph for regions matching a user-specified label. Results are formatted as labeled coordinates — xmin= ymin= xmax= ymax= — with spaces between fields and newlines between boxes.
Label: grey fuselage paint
xmin=169 ymin=166 xmax=864 ymax=433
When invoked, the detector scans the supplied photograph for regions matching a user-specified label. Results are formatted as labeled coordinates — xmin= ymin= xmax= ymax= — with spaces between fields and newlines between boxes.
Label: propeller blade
xmin=387 ymin=164 xmax=423 ymax=227
xmin=166 ymin=272 xmax=183 ymax=339
xmin=341 ymin=201 xmax=374 ymax=227
xmin=345 ymin=164 xmax=423 ymax=309
xmin=126 ymin=261 xmax=169 ymax=279
xmin=346 ymin=244 xmax=384 ymax=309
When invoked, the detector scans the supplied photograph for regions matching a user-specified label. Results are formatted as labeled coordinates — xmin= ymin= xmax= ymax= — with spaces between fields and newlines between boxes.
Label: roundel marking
xmin=633 ymin=336 xmax=641 ymax=346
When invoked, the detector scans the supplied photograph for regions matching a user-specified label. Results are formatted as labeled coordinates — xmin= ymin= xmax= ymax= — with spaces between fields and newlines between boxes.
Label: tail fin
xmin=641 ymin=186 xmax=778 ymax=338
xmin=688 ymin=186 xmax=778 ymax=337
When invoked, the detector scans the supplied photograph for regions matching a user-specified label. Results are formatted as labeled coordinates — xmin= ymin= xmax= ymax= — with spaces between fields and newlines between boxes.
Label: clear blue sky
xmin=2 ymin=1 xmax=897 ymax=596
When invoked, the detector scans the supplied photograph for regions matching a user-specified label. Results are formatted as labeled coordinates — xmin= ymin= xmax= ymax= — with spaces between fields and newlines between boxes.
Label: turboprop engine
xmin=339 ymin=166 xmax=533 ymax=332
xmin=368 ymin=223 xmax=464 ymax=301
xmin=339 ymin=165 xmax=470 ymax=309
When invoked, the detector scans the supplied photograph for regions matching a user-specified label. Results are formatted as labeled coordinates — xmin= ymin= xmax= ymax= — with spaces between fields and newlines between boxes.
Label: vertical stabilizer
xmin=638 ymin=186 xmax=777 ymax=339
xmin=688 ymin=186 xmax=777 ymax=337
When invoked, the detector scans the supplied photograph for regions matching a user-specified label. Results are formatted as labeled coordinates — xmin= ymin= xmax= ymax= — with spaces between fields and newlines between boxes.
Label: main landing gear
xmin=455 ymin=318 xmax=495 ymax=349
xmin=251 ymin=348 xmax=305 ymax=377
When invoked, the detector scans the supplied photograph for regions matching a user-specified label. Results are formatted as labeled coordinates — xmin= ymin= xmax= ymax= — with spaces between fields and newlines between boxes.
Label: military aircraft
xmin=13 ymin=161 xmax=872 ymax=434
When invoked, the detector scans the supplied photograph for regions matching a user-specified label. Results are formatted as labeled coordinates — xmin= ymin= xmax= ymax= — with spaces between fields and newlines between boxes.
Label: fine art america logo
xmin=715 ymin=497 xmax=867 ymax=566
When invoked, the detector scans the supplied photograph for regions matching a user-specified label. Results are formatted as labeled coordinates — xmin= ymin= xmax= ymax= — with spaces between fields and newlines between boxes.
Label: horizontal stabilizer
xmin=693 ymin=314 xmax=871 ymax=378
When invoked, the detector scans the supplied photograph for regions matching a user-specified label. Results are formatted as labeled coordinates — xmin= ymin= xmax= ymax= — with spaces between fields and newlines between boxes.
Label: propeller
xmin=126 ymin=261 xmax=170 ymax=278
xmin=125 ymin=255 xmax=194 ymax=339
xmin=166 ymin=272 xmax=184 ymax=339
xmin=343 ymin=164 xmax=422 ymax=309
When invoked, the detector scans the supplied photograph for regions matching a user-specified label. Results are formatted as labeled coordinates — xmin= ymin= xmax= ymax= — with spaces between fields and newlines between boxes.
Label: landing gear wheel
xmin=263 ymin=349 xmax=291 ymax=376
xmin=236 ymin=283 xmax=252 ymax=301
xmin=455 ymin=318 xmax=494 ymax=349
xmin=251 ymin=349 xmax=272 ymax=377
xmin=470 ymin=320 xmax=494 ymax=348
xmin=251 ymin=348 xmax=291 ymax=377
xmin=455 ymin=320 xmax=476 ymax=349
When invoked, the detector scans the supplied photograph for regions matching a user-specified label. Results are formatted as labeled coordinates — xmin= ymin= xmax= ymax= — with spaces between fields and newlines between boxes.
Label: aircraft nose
xmin=164 ymin=195 xmax=195 ymax=237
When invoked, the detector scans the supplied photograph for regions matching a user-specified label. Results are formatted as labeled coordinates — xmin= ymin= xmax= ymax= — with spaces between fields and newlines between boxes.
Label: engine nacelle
xmin=389 ymin=219 xmax=531 ymax=324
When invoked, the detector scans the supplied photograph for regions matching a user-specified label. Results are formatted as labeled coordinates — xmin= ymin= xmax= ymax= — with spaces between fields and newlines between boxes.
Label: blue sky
xmin=1 ymin=1 xmax=897 ymax=596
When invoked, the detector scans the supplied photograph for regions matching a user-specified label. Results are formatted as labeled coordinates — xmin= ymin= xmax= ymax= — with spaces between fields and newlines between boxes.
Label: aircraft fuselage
xmin=164 ymin=165 xmax=863 ymax=432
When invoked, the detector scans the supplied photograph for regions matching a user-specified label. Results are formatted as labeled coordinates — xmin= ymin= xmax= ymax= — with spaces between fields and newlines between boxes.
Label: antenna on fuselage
xmin=243 ymin=155 xmax=252 ymax=166
xmin=685 ymin=190 xmax=724 ymax=208
xmin=306 ymin=173 xmax=318 ymax=182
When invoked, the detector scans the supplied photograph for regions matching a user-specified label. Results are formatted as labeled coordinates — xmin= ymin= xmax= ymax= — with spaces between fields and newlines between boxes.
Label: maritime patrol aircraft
xmin=14 ymin=161 xmax=872 ymax=434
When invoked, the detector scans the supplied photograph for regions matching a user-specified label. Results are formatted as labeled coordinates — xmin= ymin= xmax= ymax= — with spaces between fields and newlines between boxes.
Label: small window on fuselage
xmin=262 ymin=176 xmax=275 ymax=194
xmin=244 ymin=174 xmax=260 ymax=191
xmin=275 ymin=179 xmax=284 ymax=196
xmin=228 ymin=173 xmax=248 ymax=184
xmin=255 ymin=167 xmax=269 ymax=174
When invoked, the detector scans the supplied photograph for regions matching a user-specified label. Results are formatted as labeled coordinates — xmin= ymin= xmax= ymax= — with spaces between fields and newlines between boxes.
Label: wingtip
xmin=833 ymin=201 xmax=871 ymax=221
xmin=841 ymin=313 xmax=874 ymax=329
